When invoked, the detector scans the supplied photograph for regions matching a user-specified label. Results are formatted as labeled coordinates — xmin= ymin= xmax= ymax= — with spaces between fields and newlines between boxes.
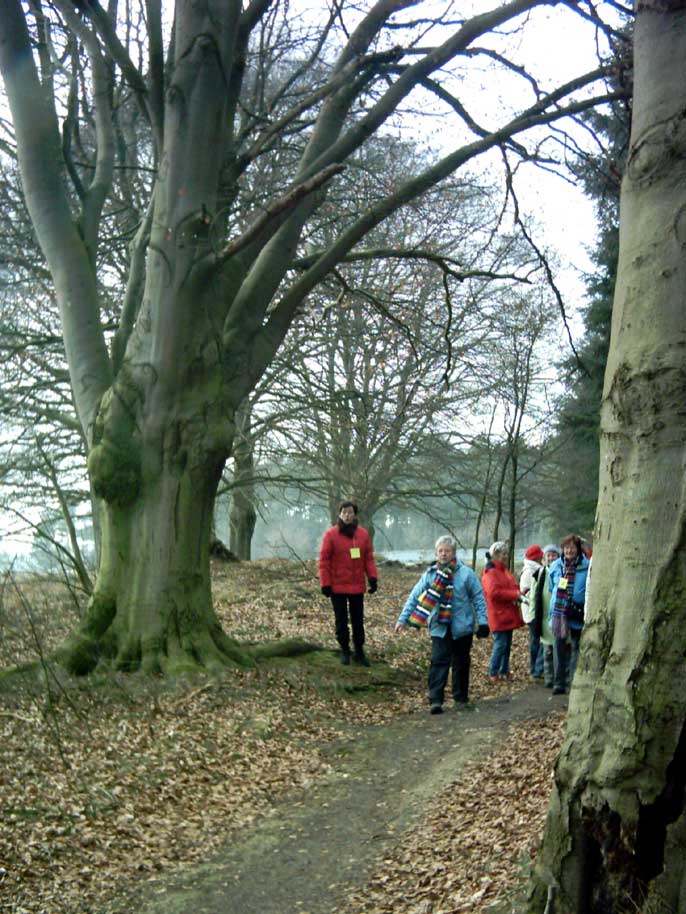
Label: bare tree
xmin=0 ymin=0 xmax=621 ymax=674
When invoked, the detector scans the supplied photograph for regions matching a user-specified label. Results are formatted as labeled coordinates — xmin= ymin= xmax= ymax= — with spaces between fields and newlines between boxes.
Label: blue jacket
xmin=548 ymin=553 xmax=590 ymax=631
xmin=397 ymin=562 xmax=488 ymax=639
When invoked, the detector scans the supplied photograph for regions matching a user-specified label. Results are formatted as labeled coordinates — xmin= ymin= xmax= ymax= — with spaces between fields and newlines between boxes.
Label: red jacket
xmin=482 ymin=560 xmax=523 ymax=632
xmin=318 ymin=524 xmax=378 ymax=595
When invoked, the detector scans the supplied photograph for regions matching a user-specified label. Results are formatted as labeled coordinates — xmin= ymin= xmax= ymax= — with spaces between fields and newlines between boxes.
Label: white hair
xmin=489 ymin=541 xmax=508 ymax=558
xmin=435 ymin=535 xmax=457 ymax=553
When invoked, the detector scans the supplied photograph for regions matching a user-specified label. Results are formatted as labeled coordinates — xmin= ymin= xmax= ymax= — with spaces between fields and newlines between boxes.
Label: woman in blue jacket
xmin=548 ymin=533 xmax=590 ymax=694
xmin=395 ymin=535 xmax=489 ymax=713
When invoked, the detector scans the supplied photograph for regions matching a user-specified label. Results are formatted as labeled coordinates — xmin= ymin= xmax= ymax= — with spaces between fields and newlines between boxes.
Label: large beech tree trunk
xmin=531 ymin=4 xmax=686 ymax=912
xmin=59 ymin=382 xmax=245 ymax=675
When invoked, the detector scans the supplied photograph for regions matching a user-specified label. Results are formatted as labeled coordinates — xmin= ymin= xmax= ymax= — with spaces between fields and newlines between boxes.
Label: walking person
xmin=482 ymin=541 xmax=523 ymax=682
xmin=395 ymin=535 xmax=489 ymax=714
xmin=530 ymin=544 xmax=561 ymax=688
xmin=548 ymin=534 xmax=590 ymax=694
xmin=319 ymin=501 xmax=378 ymax=666
xmin=520 ymin=544 xmax=544 ymax=679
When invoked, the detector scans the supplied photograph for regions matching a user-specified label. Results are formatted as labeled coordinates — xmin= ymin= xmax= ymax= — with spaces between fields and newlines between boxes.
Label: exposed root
xmin=54 ymin=633 xmax=101 ymax=676
xmin=209 ymin=625 xmax=254 ymax=666
xmin=52 ymin=614 xmax=321 ymax=678
xmin=248 ymin=639 xmax=323 ymax=660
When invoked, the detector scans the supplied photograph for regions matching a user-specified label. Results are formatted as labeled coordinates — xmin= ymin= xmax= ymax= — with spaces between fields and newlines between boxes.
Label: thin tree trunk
xmin=472 ymin=408 xmax=498 ymax=568
xmin=229 ymin=404 xmax=257 ymax=561
xmin=508 ymin=450 xmax=518 ymax=568
xmin=230 ymin=497 xmax=257 ymax=562
xmin=492 ymin=451 xmax=510 ymax=544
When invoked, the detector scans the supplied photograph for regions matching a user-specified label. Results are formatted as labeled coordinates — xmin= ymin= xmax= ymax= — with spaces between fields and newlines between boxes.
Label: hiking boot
xmin=340 ymin=651 xmax=352 ymax=666
xmin=430 ymin=703 xmax=444 ymax=715
xmin=353 ymin=650 xmax=370 ymax=667
xmin=552 ymin=686 xmax=566 ymax=695
xmin=488 ymin=675 xmax=499 ymax=683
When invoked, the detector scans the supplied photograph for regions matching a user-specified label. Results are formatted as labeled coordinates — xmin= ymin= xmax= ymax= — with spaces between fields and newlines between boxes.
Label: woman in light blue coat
xmin=395 ymin=535 xmax=489 ymax=714
xmin=548 ymin=533 xmax=590 ymax=694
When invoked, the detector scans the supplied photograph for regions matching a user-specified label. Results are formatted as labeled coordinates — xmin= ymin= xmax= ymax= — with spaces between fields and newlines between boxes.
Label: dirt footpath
xmin=122 ymin=686 xmax=566 ymax=914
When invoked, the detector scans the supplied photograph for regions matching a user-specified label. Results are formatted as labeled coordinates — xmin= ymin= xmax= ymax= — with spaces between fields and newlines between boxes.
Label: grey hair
xmin=488 ymin=541 xmax=509 ymax=558
xmin=435 ymin=535 xmax=457 ymax=554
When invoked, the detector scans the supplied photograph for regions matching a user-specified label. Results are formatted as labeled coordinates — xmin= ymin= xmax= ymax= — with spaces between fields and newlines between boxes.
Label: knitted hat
xmin=524 ymin=544 xmax=544 ymax=562
xmin=543 ymin=543 xmax=561 ymax=556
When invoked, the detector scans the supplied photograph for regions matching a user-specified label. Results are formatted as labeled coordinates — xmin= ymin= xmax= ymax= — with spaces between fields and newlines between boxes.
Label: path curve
xmin=128 ymin=687 xmax=566 ymax=914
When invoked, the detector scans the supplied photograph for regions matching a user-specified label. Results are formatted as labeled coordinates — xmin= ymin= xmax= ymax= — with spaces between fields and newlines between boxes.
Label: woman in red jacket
xmin=319 ymin=501 xmax=378 ymax=666
xmin=481 ymin=541 xmax=523 ymax=681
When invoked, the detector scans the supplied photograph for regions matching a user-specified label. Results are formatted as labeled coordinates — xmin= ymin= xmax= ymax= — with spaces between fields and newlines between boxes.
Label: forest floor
xmin=0 ymin=559 xmax=567 ymax=914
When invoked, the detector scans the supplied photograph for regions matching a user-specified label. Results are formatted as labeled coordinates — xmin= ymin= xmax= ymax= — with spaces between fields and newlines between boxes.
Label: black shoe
xmin=353 ymin=651 xmax=370 ymax=667
xmin=430 ymin=704 xmax=444 ymax=715
xmin=340 ymin=652 xmax=351 ymax=665
xmin=453 ymin=698 xmax=469 ymax=708
xmin=552 ymin=686 xmax=566 ymax=695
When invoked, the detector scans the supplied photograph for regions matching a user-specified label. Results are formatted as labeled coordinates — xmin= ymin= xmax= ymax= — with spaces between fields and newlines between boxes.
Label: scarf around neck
xmin=409 ymin=560 xmax=457 ymax=628
xmin=551 ymin=556 xmax=578 ymax=639
xmin=337 ymin=519 xmax=358 ymax=538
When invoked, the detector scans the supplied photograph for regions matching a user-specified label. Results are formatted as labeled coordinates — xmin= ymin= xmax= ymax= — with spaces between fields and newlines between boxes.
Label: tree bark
xmin=229 ymin=404 xmax=257 ymax=561
xmin=57 ymin=391 xmax=244 ymax=674
xmin=531 ymin=5 xmax=686 ymax=912
xmin=230 ymin=505 xmax=256 ymax=562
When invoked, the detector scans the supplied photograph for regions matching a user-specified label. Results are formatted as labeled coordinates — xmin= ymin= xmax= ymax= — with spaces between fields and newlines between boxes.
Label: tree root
xmin=248 ymin=638 xmax=323 ymax=660
xmin=54 ymin=633 xmax=101 ymax=676
xmin=50 ymin=629 xmax=322 ymax=678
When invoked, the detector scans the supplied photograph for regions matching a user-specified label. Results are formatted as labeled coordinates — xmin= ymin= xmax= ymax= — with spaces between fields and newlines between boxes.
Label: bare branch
xmin=215 ymin=163 xmax=346 ymax=265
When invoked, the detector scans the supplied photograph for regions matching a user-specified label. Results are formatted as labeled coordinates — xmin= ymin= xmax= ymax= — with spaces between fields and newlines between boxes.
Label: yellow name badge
xmin=350 ymin=547 xmax=361 ymax=559
xmin=559 ymin=577 xmax=568 ymax=591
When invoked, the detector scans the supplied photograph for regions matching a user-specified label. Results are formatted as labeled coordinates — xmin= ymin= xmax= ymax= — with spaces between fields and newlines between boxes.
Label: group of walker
xmin=318 ymin=501 xmax=590 ymax=713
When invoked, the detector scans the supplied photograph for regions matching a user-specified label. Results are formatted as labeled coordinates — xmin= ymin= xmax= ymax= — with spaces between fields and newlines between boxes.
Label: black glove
xmin=321 ymin=585 xmax=332 ymax=597
xmin=476 ymin=623 xmax=490 ymax=639
xmin=367 ymin=578 xmax=378 ymax=594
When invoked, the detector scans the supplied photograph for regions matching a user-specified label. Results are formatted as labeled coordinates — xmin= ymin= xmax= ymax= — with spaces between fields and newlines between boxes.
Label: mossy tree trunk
xmin=531 ymin=4 xmax=686 ymax=911
xmin=62 ymin=423 xmax=239 ymax=675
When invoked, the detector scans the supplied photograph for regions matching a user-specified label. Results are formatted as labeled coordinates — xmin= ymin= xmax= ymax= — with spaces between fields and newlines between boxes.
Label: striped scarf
xmin=408 ymin=560 xmax=456 ymax=628
xmin=551 ymin=558 xmax=577 ymax=640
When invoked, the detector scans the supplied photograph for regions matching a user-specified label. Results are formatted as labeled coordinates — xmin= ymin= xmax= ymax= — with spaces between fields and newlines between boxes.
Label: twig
xmin=0 ymin=710 xmax=36 ymax=724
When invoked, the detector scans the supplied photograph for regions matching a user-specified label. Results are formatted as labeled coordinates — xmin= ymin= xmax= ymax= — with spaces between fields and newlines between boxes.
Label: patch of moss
xmin=0 ymin=660 xmax=42 ymax=692
xmin=83 ymin=593 xmax=117 ymax=639
xmin=54 ymin=634 xmax=100 ymax=676
xmin=87 ymin=438 xmax=141 ymax=508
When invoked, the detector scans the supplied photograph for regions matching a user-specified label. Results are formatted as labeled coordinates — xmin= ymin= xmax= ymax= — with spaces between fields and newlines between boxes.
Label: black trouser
xmin=553 ymin=627 xmax=582 ymax=692
xmin=428 ymin=631 xmax=473 ymax=705
xmin=331 ymin=593 xmax=365 ymax=654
